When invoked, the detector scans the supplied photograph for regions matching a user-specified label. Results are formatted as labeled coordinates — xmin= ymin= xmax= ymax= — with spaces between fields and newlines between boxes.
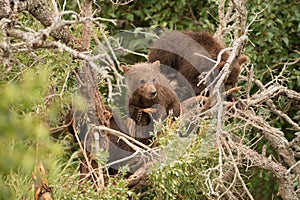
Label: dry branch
xmin=96 ymin=125 xmax=155 ymax=152
xmin=227 ymin=139 xmax=298 ymax=200
xmin=240 ymin=75 xmax=300 ymax=132
xmin=232 ymin=108 xmax=300 ymax=172
xmin=209 ymin=0 xmax=297 ymax=199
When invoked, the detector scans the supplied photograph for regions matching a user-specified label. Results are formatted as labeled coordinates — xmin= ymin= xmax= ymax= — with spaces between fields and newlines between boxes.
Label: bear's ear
xmin=238 ymin=55 xmax=249 ymax=65
xmin=151 ymin=60 xmax=161 ymax=71
xmin=121 ymin=65 xmax=132 ymax=73
xmin=152 ymin=60 xmax=160 ymax=67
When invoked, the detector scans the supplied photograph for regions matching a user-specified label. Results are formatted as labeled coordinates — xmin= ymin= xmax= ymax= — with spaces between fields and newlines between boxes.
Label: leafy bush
xmin=100 ymin=0 xmax=218 ymax=32
xmin=0 ymin=67 xmax=63 ymax=199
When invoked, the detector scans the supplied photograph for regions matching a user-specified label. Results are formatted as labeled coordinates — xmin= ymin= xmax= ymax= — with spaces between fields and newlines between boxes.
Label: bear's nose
xmin=150 ymin=90 xmax=157 ymax=97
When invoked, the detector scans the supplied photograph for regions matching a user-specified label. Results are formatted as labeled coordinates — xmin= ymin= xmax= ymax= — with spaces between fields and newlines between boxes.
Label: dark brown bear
xmin=148 ymin=31 xmax=248 ymax=100
xmin=122 ymin=61 xmax=181 ymax=144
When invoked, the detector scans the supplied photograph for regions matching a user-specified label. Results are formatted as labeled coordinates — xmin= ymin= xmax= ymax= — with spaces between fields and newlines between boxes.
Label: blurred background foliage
xmin=0 ymin=0 xmax=299 ymax=199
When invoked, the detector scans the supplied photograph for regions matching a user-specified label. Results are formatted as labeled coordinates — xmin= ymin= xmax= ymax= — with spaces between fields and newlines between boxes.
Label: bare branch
xmin=95 ymin=125 xmax=157 ymax=153
xmin=231 ymin=108 xmax=300 ymax=175
xmin=228 ymin=140 xmax=298 ymax=200
xmin=240 ymin=75 xmax=300 ymax=131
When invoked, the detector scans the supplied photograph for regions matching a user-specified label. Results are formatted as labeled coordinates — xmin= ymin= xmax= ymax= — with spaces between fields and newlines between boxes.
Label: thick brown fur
xmin=123 ymin=61 xmax=181 ymax=143
xmin=148 ymin=31 xmax=248 ymax=100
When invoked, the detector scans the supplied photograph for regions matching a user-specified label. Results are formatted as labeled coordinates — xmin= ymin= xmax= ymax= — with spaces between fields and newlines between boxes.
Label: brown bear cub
xmin=122 ymin=61 xmax=181 ymax=144
xmin=148 ymin=31 xmax=248 ymax=101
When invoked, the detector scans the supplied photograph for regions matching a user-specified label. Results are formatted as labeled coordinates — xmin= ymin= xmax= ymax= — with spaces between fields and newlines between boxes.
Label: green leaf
xmin=282 ymin=37 xmax=289 ymax=46
xmin=126 ymin=13 xmax=134 ymax=21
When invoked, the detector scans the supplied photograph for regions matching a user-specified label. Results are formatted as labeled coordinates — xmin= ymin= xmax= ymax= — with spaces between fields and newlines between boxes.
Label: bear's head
xmin=122 ymin=60 xmax=170 ymax=107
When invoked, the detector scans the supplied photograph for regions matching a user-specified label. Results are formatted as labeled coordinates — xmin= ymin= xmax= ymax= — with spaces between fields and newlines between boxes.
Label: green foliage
xmin=247 ymin=169 xmax=280 ymax=200
xmin=148 ymin=148 xmax=218 ymax=200
xmin=0 ymin=169 xmax=34 ymax=200
xmin=0 ymin=67 xmax=64 ymax=199
xmin=247 ymin=1 xmax=299 ymax=68
xmin=145 ymin=119 xmax=218 ymax=199
xmin=100 ymin=0 xmax=218 ymax=32
xmin=246 ymin=0 xmax=299 ymax=87
xmin=0 ymin=29 xmax=77 ymax=199
xmin=0 ymin=68 xmax=56 ymax=171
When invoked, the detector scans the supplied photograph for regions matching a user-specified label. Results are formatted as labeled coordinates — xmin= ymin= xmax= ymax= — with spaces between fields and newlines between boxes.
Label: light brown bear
xmin=122 ymin=61 xmax=181 ymax=144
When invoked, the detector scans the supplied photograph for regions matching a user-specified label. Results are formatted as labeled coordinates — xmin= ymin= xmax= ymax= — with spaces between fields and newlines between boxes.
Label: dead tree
xmin=205 ymin=0 xmax=300 ymax=199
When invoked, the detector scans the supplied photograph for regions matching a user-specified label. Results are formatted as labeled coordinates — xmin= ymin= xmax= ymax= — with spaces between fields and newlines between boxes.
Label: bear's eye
xmin=152 ymin=78 xmax=156 ymax=83
xmin=139 ymin=79 xmax=145 ymax=84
